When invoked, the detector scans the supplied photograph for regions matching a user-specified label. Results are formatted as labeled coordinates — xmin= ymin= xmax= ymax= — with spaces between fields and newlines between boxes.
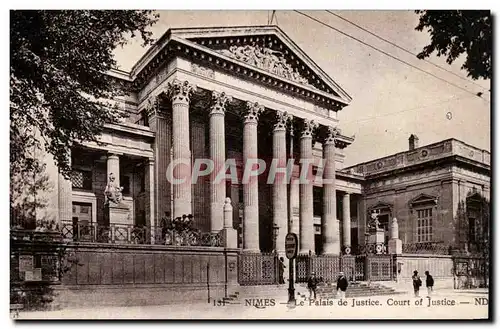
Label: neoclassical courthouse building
xmin=36 ymin=26 xmax=490 ymax=258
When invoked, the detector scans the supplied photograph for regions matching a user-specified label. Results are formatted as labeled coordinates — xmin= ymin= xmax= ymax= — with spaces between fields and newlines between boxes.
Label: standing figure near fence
xmin=307 ymin=272 xmax=319 ymax=300
xmin=425 ymin=271 xmax=434 ymax=295
xmin=336 ymin=271 xmax=349 ymax=299
xmin=278 ymin=257 xmax=286 ymax=284
xmin=412 ymin=270 xmax=422 ymax=297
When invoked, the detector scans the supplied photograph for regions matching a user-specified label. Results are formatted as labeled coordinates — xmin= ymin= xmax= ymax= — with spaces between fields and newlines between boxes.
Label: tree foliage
xmin=10 ymin=10 xmax=159 ymax=180
xmin=415 ymin=10 xmax=491 ymax=80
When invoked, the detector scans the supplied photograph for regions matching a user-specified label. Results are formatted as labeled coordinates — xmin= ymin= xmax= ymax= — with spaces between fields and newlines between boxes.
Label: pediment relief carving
xmin=213 ymin=43 xmax=314 ymax=88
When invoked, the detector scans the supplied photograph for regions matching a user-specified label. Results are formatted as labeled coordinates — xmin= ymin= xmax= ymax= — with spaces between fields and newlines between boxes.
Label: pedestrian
xmin=336 ymin=271 xmax=348 ymax=299
xmin=278 ymin=257 xmax=286 ymax=284
xmin=425 ymin=270 xmax=434 ymax=295
xmin=307 ymin=271 xmax=319 ymax=300
xmin=412 ymin=270 xmax=422 ymax=297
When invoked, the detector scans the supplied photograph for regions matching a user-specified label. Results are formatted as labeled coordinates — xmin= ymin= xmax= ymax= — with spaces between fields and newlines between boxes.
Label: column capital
xmin=210 ymin=91 xmax=232 ymax=116
xmin=301 ymin=119 xmax=318 ymax=139
xmin=145 ymin=95 xmax=160 ymax=118
xmin=243 ymin=101 xmax=264 ymax=124
xmin=273 ymin=110 xmax=293 ymax=132
xmin=166 ymin=79 xmax=196 ymax=104
xmin=324 ymin=126 xmax=340 ymax=145
xmin=107 ymin=153 xmax=121 ymax=159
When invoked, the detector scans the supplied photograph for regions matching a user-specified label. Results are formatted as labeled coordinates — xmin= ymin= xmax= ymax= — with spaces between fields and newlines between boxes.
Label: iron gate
xmin=453 ymin=255 xmax=489 ymax=289
xmin=365 ymin=255 xmax=393 ymax=281
xmin=238 ymin=252 xmax=278 ymax=285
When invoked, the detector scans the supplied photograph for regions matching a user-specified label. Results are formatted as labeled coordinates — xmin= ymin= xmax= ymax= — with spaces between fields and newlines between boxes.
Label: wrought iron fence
xmin=58 ymin=221 xmax=223 ymax=247
xmin=238 ymin=252 xmax=278 ymax=286
xmin=358 ymin=243 xmax=387 ymax=255
xmin=402 ymin=242 xmax=451 ymax=255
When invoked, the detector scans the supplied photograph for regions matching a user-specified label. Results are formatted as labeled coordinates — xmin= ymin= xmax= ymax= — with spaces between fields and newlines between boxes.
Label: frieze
xmin=313 ymin=105 xmax=329 ymax=116
xmin=216 ymin=43 xmax=313 ymax=87
xmin=191 ymin=63 xmax=215 ymax=79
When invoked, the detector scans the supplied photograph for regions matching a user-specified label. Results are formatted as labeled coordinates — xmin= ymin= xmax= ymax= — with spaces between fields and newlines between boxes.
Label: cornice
xmin=130 ymin=35 xmax=350 ymax=111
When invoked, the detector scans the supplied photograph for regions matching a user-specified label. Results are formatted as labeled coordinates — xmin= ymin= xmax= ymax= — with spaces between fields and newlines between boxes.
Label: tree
xmin=10 ymin=10 xmax=159 ymax=180
xmin=415 ymin=10 xmax=491 ymax=80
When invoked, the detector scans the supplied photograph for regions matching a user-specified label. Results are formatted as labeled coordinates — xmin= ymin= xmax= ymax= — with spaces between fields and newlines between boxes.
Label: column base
xmin=322 ymin=242 xmax=340 ymax=256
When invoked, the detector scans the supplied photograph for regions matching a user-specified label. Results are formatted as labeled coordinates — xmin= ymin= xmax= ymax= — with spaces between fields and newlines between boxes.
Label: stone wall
xmin=57 ymin=243 xmax=239 ymax=308
xmin=396 ymin=254 xmax=454 ymax=289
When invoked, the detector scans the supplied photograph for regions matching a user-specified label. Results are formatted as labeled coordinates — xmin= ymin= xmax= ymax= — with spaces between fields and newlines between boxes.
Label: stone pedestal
xmin=368 ymin=228 xmax=385 ymax=244
xmin=106 ymin=203 xmax=131 ymax=225
xmin=222 ymin=197 xmax=237 ymax=248
xmin=388 ymin=238 xmax=402 ymax=254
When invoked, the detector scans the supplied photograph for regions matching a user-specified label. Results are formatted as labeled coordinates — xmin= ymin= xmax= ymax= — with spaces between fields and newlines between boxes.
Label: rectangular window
xmin=416 ymin=208 xmax=433 ymax=242
xmin=71 ymin=169 xmax=92 ymax=190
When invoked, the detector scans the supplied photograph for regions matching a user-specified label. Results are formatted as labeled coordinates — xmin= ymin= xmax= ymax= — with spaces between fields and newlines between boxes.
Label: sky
xmin=113 ymin=10 xmax=491 ymax=167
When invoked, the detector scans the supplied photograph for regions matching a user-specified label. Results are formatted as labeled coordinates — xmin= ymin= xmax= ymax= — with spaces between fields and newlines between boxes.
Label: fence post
xmin=207 ymin=262 xmax=210 ymax=303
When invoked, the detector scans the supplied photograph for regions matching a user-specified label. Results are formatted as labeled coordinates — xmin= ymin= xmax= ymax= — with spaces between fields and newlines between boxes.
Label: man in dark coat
xmin=278 ymin=257 xmax=286 ymax=284
xmin=307 ymin=272 xmax=319 ymax=300
xmin=412 ymin=270 xmax=422 ymax=297
xmin=425 ymin=271 xmax=434 ymax=295
xmin=336 ymin=271 xmax=348 ymax=299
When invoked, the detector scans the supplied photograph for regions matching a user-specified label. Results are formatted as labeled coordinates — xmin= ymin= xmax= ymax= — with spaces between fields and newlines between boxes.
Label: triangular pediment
xmin=168 ymin=26 xmax=351 ymax=104
xmin=409 ymin=193 xmax=438 ymax=207
xmin=368 ymin=202 xmax=393 ymax=212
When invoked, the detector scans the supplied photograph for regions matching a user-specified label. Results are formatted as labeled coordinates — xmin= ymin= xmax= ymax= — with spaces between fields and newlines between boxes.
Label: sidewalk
xmin=15 ymin=290 xmax=489 ymax=320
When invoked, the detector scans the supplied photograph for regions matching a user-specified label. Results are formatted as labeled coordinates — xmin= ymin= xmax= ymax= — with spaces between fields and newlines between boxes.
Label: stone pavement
xmin=15 ymin=289 xmax=488 ymax=320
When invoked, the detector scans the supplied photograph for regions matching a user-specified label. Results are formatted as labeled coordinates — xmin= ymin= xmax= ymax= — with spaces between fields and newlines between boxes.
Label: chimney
xmin=409 ymin=134 xmax=419 ymax=150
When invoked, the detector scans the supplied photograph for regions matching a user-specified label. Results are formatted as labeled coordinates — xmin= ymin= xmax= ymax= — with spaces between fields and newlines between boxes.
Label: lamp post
xmin=273 ymin=223 xmax=279 ymax=285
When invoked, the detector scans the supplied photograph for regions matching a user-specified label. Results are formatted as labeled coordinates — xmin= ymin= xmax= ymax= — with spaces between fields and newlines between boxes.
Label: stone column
xmin=342 ymin=192 xmax=352 ymax=254
xmin=167 ymin=79 xmax=195 ymax=219
xmin=107 ymin=154 xmax=120 ymax=185
xmin=145 ymin=96 xmax=170 ymax=223
xmin=299 ymin=119 xmax=318 ymax=255
xmin=58 ymin=152 xmax=72 ymax=223
xmin=106 ymin=153 xmax=130 ymax=225
xmin=145 ymin=159 xmax=156 ymax=241
xmin=272 ymin=111 xmax=290 ymax=255
xmin=242 ymin=102 xmax=264 ymax=252
xmin=209 ymin=91 xmax=231 ymax=232
xmin=322 ymin=126 xmax=340 ymax=255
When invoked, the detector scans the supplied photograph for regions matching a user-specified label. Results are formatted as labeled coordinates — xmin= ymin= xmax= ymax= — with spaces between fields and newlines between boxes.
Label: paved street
xmin=16 ymin=289 xmax=488 ymax=320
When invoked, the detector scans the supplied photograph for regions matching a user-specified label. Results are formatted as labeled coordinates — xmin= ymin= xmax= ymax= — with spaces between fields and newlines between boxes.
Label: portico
xmin=52 ymin=26 xmax=365 ymax=255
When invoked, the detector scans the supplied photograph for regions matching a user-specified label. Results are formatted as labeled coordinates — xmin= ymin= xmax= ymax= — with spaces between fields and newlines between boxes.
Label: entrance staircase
xmin=218 ymin=282 xmax=404 ymax=305
xmin=312 ymin=282 xmax=404 ymax=299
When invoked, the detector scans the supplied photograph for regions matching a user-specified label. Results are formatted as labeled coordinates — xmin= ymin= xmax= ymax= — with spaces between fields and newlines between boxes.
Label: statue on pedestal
xmin=104 ymin=173 xmax=123 ymax=206
xmin=368 ymin=210 xmax=381 ymax=230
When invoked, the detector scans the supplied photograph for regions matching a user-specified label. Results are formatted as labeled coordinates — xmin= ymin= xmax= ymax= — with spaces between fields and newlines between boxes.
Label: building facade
xmin=31 ymin=26 xmax=490 ymax=258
